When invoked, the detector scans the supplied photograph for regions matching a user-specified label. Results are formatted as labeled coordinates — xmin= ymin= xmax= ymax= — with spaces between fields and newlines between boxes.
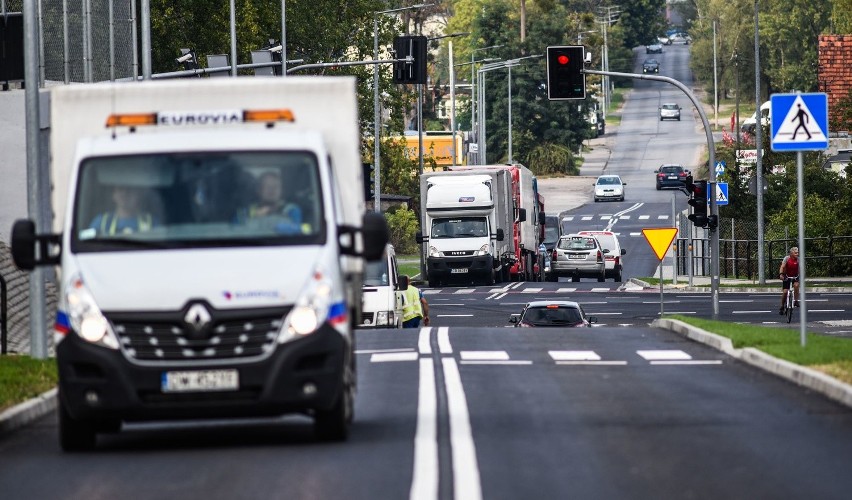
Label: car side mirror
xmin=509 ymin=314 xmax=520 ymax=324
xmin=587 ymin=316 xmax=598 ymax=324
xmin=621 ymin=248 xmax=627 ymax=256
xmin=622 ymin=182 xmax=627 ymax=186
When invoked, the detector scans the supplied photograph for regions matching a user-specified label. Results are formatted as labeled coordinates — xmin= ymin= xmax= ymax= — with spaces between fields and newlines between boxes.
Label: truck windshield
xmin=431 ymin=217 xmax=488 ymax=238
xmin=72 ymin=151 xmax=325 ymax=252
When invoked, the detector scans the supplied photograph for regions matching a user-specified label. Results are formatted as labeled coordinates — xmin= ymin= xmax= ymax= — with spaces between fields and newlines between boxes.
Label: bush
xmin=385 ymin=206 xmax=419 ymax=255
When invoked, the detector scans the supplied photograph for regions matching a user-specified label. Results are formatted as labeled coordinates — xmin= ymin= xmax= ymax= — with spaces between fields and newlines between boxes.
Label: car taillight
xmin=614 ymin=256 xmax=620 ymax=266
xmin=552 ymin=249 xmax=557 ymax=260
xmin=597 ymin=250 xmax=602 ymax=261
xmin=658 ymin=173 xmax=665 ymax=178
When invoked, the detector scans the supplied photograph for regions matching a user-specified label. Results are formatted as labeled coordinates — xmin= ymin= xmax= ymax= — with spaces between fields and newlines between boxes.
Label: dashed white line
xmin=442 ymin=358 xmax=483 ymax=500
xmin=438 ymin=327 xmax=452 ymax=354
xmin=371 ymin=352 xmax=419 ymax=362
xmin=461 ymin=351 xmax=509 ymax=361
xmin=650 ymin=360 xmax=723 ymax=365
xmin=550 ymin=350 xmax=600 ymax=361
xmin=418 ymin=327 xmax=432 ymax=355
xmin=410 ymin=359 xmax=438 ymax=500
xmin=637 ymin=350 xmax=692 ymax=361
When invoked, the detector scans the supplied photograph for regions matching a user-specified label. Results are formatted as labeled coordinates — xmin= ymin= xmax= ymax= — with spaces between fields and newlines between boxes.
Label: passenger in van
xmin=237 ymin=171 xmax=304 ymax=233
xmin=89 ymin=185 xmax=158 ymax=235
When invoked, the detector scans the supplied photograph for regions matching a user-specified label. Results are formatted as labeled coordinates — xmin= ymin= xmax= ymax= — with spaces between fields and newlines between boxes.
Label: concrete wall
xmin=0 ymin=89 xmax=28 ymax=245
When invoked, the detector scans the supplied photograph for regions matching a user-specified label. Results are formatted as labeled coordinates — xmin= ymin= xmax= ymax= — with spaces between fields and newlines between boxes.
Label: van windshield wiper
xmin=81 ymin=237 xmax=169 ymax=249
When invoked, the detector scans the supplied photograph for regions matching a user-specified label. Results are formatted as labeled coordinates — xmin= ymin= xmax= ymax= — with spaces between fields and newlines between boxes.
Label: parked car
xmin=593 ymin=174 xmax=626 ymax=202
xmin=670 ymin=32 xmax=691 ymax=44
xmin=655 ymin=164 xmax=690 ymax=190
xmin=822 ymin=149 xmax=850 ymax=178
xmin=642 ymin=59 xmax=660 ymax=74
xmin=659 ymin=103 xmax=681 ymax=121
xmin=549 ymin=234 xmax=606 ymax=282
xmin=646 ymin=43 xmax=663 ymax=54
xmin=509 ymin=301 xmax=597 ymax=328
xmin=577 ymin=230 xmax=626 ymax=282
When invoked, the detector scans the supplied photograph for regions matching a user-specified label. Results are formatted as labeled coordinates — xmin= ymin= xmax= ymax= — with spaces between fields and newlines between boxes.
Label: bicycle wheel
xmin=786 ymin=296 xmax=794 ymax=323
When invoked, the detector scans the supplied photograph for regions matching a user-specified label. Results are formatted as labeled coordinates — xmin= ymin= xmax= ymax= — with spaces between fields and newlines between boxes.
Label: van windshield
xmin=72 ymin=151 xmax=325 ymax=252
xmin=364 ymin=256 xmax=391 ymax=286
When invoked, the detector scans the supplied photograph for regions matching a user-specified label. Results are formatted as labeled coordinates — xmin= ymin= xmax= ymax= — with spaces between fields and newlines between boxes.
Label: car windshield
xmin=662 ymin=104 xmax=678 ymax=110
xmin=597 ymin=177 xmax=620 ymax=185
xmin=559 ymin=237 xmax=597 ymax=250
xmin=661 ymin=166 xmax=683 ymax=173
xmin=72 ymin=151 xmax=325 ymax=252
xmin=645 ymin=59 xmax=658 ymax=65
xmin=523 ymin=306 xmax=583 ymax=326
xmin=431 ymin=216 xmax=488 ymax=238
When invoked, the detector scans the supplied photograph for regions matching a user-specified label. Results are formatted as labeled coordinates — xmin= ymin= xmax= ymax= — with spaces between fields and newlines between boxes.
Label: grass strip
xmin=0 ymin=356 xmax=58 ymax=413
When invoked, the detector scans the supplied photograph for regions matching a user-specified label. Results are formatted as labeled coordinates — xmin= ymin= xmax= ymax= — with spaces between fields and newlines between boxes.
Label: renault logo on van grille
xmin=184 ymin=304 xmax=212 ymax=332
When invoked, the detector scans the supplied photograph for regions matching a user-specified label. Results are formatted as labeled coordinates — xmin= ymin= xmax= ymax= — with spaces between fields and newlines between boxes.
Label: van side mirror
xmin=396 ymin=276 xmax=408 ymax=292
xmin=517 ymin=208 xmax=527 ymax=223
xmin=621 ymin=248 xmax=627 ymax=255
xmin=11 ymin=219 xmax=62 ymax=270
xmin=415 ymin=231 xmax=424 ymax=244
xmin=345 ymin=212 xmax=388 ymax=261
xmin=496 ymin=228 xmax=504 ymax=241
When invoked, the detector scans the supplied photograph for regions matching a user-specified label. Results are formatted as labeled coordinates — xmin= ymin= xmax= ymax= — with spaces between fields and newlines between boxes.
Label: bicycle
xmin=781 ymin=276 xmax=798 ymax=323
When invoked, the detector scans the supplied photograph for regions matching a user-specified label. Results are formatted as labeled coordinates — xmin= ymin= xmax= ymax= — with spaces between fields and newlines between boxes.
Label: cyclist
xmin=778 ymin=246 xmax=800 ymax=314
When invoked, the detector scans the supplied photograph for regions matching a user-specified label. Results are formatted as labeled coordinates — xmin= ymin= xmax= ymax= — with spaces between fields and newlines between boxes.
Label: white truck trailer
xmin=11 ymin=77 xmax=388 ymax=450
xmin=416 ymin=169 xmax=513 ymax=286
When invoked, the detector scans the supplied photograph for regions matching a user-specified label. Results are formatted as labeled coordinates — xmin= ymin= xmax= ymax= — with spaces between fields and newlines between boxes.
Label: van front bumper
xmin=56 ymin=323 xmax=349 ymax=423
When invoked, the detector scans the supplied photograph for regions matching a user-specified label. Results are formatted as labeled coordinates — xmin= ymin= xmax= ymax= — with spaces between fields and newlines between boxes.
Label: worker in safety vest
xmin=401 ymin=275 xmax=429 ymax=328
xmin=89 ymin=185 xmax=158 ymax=235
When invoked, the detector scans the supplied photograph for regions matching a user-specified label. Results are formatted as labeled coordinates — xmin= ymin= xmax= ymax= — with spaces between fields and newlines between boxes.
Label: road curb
xmin=0 ymin=387 xmax=57 ymax=436
xmin=654 ymin=318 xmax=852 ymax=409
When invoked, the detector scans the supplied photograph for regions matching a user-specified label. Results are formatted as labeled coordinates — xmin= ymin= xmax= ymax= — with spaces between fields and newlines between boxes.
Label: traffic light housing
xmin=687 ymin=178 xmax=709 ymax=227
xmin=547 ymin=45 xmax=586 ymax=100
xmin=393 ymin=35 xmax=427 ymax=84
xmin=363 ymin=162 xmax=375 ymax=201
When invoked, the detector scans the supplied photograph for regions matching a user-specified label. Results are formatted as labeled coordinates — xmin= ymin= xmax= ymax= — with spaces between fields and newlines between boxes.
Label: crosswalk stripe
xmin=460 ymin=351 xmax=509 ymax=361
xmin=637 ymin=350 xmax=692 ymax=360
xmin=549 ymin=350 xmax=600 ymax=361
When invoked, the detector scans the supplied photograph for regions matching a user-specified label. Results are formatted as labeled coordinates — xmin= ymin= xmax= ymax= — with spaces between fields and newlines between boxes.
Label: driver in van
xmin=237 ymin=171 xmax=304 ymax=233
xmin=89 ymin=185 xmax=158 ymax=235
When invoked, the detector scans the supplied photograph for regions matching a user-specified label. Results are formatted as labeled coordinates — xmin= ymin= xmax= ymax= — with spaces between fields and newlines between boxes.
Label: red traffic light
xmin=557 ymin=54 xmax=569 ymax=65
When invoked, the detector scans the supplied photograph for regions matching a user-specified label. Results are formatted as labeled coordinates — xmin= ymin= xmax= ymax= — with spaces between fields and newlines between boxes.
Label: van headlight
xmin=475 ymin=244 xmax=490 ymax=256
xmin=429 ymin=245 xmax=442 ymax=258
xmin=279 ymin=269 xmax=335 ymax=342
xmin=63 ymin=276 xmax=120 ymax=349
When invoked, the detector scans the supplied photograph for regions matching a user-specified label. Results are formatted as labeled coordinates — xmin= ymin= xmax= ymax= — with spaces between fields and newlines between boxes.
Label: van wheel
xmin=615 ymin=268 xmax=623 ymax=282
xmin=59 ymin=396 xmax=97 ymax=452
xmin=571 ymin=276 xmax=580 ymax=283
xmin=314 ymin=366 xmax=354 ymax=442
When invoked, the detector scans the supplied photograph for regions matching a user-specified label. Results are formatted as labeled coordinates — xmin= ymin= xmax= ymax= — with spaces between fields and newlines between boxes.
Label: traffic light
xmin=393 ymin=35 xmax=427 ymax=84
xmin=687 ymin=179 xmax=709 ymax=227
xmin=363 ymin=162 xmax=375 ymax=201
xmin=546 ymin=45 xmax=586 ymax=100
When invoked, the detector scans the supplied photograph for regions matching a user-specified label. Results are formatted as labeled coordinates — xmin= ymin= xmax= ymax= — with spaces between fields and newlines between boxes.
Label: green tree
xmin=615 ymin=0 xmax=668 ymax=48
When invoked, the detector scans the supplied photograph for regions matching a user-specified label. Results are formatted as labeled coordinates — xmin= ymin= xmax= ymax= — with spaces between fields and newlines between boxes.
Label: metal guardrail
xmin=676 ymin=236 xmax=852 ymax=279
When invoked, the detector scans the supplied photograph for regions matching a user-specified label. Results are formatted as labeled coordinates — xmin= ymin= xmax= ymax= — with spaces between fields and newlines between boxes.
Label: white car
xmin=578 ymin=230 xmax=626 ymax=282
xmin=659 ymin=103 xmax=682 ymax=121
xmin=593 ymin=174 xmax=626 ymax=202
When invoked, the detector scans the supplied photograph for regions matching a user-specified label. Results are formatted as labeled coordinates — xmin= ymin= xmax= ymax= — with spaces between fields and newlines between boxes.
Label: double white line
xmin=410 ymin=327 xmax=482 ymax=500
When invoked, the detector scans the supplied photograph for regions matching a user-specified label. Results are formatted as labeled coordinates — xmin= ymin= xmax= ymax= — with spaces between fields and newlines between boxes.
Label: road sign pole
xmin=660 ymin=264 xmax=664 ymax=316
xmin=797 ymin=151 xmax=807 ymax=346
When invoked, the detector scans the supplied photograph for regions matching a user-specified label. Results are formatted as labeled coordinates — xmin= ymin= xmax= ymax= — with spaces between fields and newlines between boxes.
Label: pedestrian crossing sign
xmin=714 ymin=182 xmax=728 ymax=206
xmin=770 ymin=93 xmax=828 ymax=151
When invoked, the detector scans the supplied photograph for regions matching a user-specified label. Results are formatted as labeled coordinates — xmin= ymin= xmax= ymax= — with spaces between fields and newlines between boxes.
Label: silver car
xmin=659 ymin=103 xmax=681 ymax=121
xmin=548 ymin=234 xmax=606 ymax=282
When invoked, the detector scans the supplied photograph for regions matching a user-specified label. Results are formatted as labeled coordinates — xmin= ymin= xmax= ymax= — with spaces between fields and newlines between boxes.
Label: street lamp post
xmin=469 ymin=44 xmax=503 ymax=164
xmin=372 ymin=3 xmax=431 ymax=213
xmin=454 ymin=57 xmax=499 ymax=165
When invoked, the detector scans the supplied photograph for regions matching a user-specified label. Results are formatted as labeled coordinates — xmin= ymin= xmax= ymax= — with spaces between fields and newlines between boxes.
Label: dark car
xmin=645 ymin=44 xmax=663 ymax=54
xmin=642 ymin=59 xmax=660 ymax=73
xmin=655 ymin=164 xmax=690 ymax=190
xmin=509 ymin=300 xmax=598 ymax=328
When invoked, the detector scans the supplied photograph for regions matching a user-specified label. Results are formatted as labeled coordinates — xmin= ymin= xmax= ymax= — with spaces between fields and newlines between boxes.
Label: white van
xmin=360 ymin=244 xmax=405 ymax=328
xmin=741 ymin=100 xmax=771 ymax=135
xmin=577 ymin=230 xmax=626 ymax=282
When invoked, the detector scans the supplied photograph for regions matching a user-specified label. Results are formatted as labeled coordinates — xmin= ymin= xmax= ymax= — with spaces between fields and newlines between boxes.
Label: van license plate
xmin=161 ymin=369 xmax=239 ymax=393
xmin=450 ymin=268 xmax=469 ymax=274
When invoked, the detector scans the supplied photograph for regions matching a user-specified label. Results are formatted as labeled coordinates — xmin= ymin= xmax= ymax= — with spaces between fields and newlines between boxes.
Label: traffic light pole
xmin=584 ymin=69 xmax=721 ymax=317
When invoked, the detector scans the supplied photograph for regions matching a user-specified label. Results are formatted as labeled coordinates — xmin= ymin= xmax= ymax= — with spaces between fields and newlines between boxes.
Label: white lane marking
xmin=438 ymin=314 xmax=474 ymax=317
xmin=454 ymin=289 xmax=476 ymax=294
xmin=442 ymin=358 xmax=483 ymax=500
xmin=650 ymin=360 xmax=723 ymax=365
xmin=485 ymin=293 xmax=499 ymax=300
xmin=556 ymin=288 xmax=578 ymax=293
xmin=523 ymin=288 xmax=544 ymax=293
xmin=642 ymin=300 xmax=682 ymax=304
xmin=422 ymin=290 xmax=441 ymax=295
xmin=732 ymin=310 xmax=772 ymax=314
xmin=590 ymin=287 xmax=610 ymax=292
xmin=638 ymin=215 xmax=650 ymax=220
xmin=630 ymin=232 xmax=642 ymax=236
xmin=657 ymin=215 xmax=669 ymax=219
xmin=460 ymin=360 xmax=533 ymax=365
xmin=511 ymin=282 xmax=525 ymax=290
xmin=550 ymin=350 xmax=600 ymax=361
xmin=591 ymin=312 xmax=624 ymax=316
xmin=371 ymin=352 xmax=420 ymax=362
xmin=410 ymin=359 xmax=438 ymax=500
xmin=493 ymin=293 xmax=509 ymax=300
xmin=563 ymin=216 xmax=575 ymax=221
xmin=460 ymin=351 xmax=509 ymax=361
xmin=582 ymin=216 xmax=593 ymax=221
xmin=620 ymin=215 xmax=631 ymax=219
xmin=556 ymin=361 xmax=628 ymax=366
xmin=438 ymin=327 xmax=452 ymax=354
xmin=356 ymin=348 xmax=415 ymax=354
xmin=720 ymin=300 xmax=754 ymax=303
xmin=418 ymin=327 xmax=432 ymax=355
xmin=809 ymin=309 xmax=845 ymax=313
xmin=601 ymin=215 xmax=612 ymax=220
xmin=637 ymin=350 xmax=692 ymax=361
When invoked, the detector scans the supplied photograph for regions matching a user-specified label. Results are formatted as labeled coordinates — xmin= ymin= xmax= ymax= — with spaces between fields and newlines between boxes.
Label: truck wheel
xmin=571 ymin=275 xmax=580 ymax=283
xmin=59 ymin=397 xmax=97 ymax=452
xmin=428 ymin=278 xmax=438 ymax=288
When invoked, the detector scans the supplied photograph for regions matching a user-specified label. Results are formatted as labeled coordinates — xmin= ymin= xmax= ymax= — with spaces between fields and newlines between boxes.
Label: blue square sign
xmin=770 ymin=93 xmax=829 ymax=151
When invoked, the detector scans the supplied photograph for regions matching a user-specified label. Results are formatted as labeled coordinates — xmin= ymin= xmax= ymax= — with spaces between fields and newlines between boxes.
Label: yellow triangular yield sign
xmin=642 ymin=228 xmax=678 ymax=261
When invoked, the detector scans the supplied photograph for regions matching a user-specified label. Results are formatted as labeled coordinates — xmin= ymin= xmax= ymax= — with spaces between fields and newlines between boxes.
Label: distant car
xmin=659 ymin=103 xmax=681 ymax=121
xmin=645 ymin=43 xmax=663 ymax=54
xmin=670 ymin=33 xmax=691 ymax=44
xmin=657 ymin=36 xmax=672 ymax=45
xmin=642 ymin=59 xmax=660 ymax=73
xmin=509 ymin=300 xmax=597 ymax=328
xmin=549 ymin=234 xmax=606 ymax=282
xmin=593 ymin=174 xmax=626 ymax=202
xmin=822 ymin=149 xmax=851 ymax=178
xmin=577 ymin=230 xmax=626 ymax=282
xmin=655 ymin=164 xmax=690 ymax=190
